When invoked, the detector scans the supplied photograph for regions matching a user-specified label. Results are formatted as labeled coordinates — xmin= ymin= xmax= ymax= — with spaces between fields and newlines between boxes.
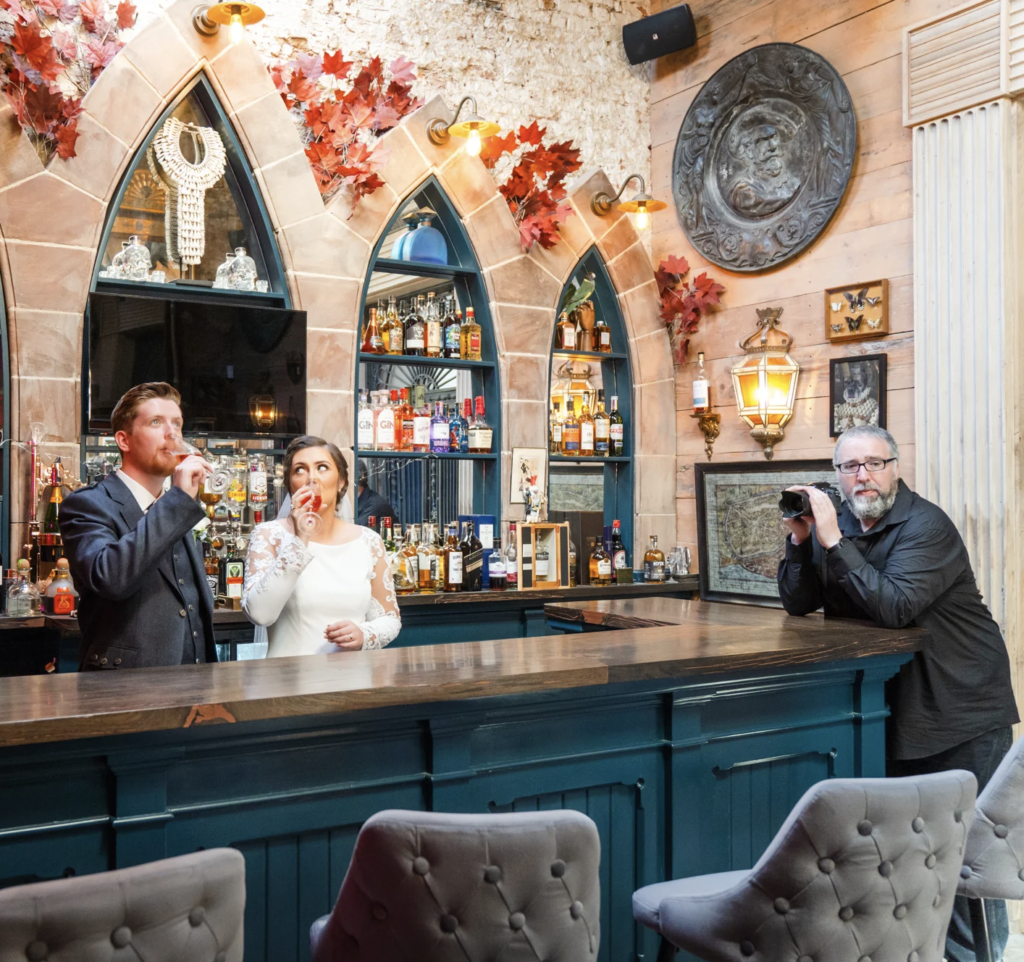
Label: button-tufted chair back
xmin=0 ymin=848 xmax=245 ymax=962
xmin=957 ymin=734 xmax=1024 ymax=901
xmin=655 ymin=771 xmax=976 ymax=962
xmin=310 ymin=808 xmax=601 ymax=962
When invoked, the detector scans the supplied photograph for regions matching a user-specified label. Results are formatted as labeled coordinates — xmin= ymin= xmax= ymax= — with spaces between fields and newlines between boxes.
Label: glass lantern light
xmin=248 ymin=393 xmax=277 ymax=434
xmin=730 ymin=307 xmax=800 ymax=460
xmin=551 ymin=358 xmax=598 ymax=416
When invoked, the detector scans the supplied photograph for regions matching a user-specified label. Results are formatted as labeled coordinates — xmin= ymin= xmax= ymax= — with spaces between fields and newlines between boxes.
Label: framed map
xmin=695 ymin=460 xmax=835 ymax=606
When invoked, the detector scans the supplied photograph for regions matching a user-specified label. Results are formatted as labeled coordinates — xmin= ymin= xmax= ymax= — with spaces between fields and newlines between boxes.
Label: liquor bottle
xmin=430 ymin=402 xmax=450 ymax=453
xmin=692 ymin=351 xmax=710 ymax=415
xmin=385 ymin=295 xmax=404 ymax=355
xmin=589 ymin=538 xmax=612 ymax=586
xmin=488 ymin=535 xmax=507 ymax=590
xmin=561 ymin=395 xmax=580 ymax=455
xmin=357 ymin=389 xmax=374 ymax=451
xmin=578 ymin=397 xmax=595 ymax=457
xmin=468 ymin=396 xmax=493 ymax=453
xmin=405 ymin=296 xmax=426 ymax=356
xmin=610 ymin=520 xmax=627 ymax=571
xmin=505 ymin=522 xmax=518 ymax=590
xmin=594 ymin=392 xmax=611 ymax=457
xmin=204 ymin=545 xmax=220 ymax=600
xmin=449 ymin=399 xmax=469 ymax=453
xmin=417 ymin=523 xmax=440 ymax=591
xmin=248 ymin=454 xmax=268 ymax=524
xmin=389 ymin=533 xmax=413 ymax=595
xmin=200 ymin=470 xmax=223 ymax=519
xmin=461 ymin=520 xmax=484 ymax=591
xmin=376 ymin=391 xmax=396 ymax=452
xmin=412 ymin=385 xmax=431 ymax=453
xmin=609 ymin=395 xmax=625 ymax=457
xmin=378 ymin=299 xmax=390 ymax=353
xmin=444 ymin=300 xmax=462 ymax=358
xmin=38 ymin=459 xmax=64 ymax=583
xmin=568 ymin=534 xmax=578 ymax=587
xmin=360 ymin=306 xmax=385 ymax=354
xmin=535 ymin=536 xmax=550 ymax=582
xmin=593 ymin=314 xmax=612 ymax=353
xmin=461 ymin=307 xmax=482 ymax=361
xmin=556 ymin=311 xmax=577 ymax=351
xmin=644 ymin=534 xmax=666 ymax=582
xmin=7 ymin=559 xmax=40 ymax=616
xmin=381 ymin=516 xmax=397 ymax=558
xmin=395 ymin=524 xmax=420 ymax=594
xmin=367 ymin=515 xmax=378 ymax=535
xmin=549 ymin=401 xmax=562 ymax=454
xmin=425 ymin=291 xmax=443 ymax=358
xmin=397 ymin=388 xmax=413 ymax=451
xmin=222 ymin=527 xmax=245 ymax=609
xmin=42 ymin=557 xmax=77 ymax=614
xmin=442 ymin=523 xmax=463 ymax=592
xmin=227 ymin=453 xmax=248 ymax=521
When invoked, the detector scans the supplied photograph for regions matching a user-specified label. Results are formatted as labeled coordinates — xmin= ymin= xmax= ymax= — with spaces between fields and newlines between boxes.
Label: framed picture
xmin=510 ymin=447 xmax=547 ymax=504
xmin=824 ymin=278 xmax=888 ymax=342
xmin=695 ymin=460 xmax=835 ymax=606
xmin=829 ymin=353 xmax=887 ymax=438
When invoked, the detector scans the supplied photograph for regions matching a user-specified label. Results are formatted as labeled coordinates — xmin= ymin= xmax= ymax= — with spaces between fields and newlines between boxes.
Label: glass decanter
xmin=213 ymin=251 xmax=234 ymax=289
xmin=227 ymin=247 xmax=258 ymax=291
xmin=404 ymin=207 xmax=448 ymax=265
xmin=124 ymin=235 xmax=152 ymax=281
xmin=110 ymin=240 xmax=130 ymax=278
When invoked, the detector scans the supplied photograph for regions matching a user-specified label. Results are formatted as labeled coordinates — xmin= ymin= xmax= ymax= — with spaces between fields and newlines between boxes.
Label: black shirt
xmin=356 ymin=486 xmax=397 ymax=528
xmin=777 ymin=480 xmax=1018 ymax=760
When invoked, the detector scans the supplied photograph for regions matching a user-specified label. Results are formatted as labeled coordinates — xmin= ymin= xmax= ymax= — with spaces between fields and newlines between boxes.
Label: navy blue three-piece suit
xmin=59 ymin=473 xmax=217 ymax=669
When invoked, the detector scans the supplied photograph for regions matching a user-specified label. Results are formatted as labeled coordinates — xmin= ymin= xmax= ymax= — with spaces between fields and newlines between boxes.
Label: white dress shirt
xmin=115 ymin=469 xmax=159 ymax=514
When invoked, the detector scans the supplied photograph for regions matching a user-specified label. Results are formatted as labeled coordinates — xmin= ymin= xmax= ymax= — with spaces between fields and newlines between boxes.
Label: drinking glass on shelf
xmin=295 ymin=477 xmax=324 ymax=536
xmin=167 ymin=438 xmax=233 ymax=494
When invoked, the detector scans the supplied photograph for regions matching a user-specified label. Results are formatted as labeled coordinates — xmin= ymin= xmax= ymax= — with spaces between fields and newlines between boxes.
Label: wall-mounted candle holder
xmin=691 ymin=411 xmax=721 ymax=460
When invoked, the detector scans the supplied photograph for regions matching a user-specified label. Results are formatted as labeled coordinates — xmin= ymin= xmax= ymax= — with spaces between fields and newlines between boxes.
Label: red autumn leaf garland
xmin=480 ymin=121 xmax=583 ymax=252
xmin=656 ymin=254 xmax=725 ymax=364
xmin=271 ymin=49 xmax=423 ymax=208
xmin=0 ymin=0 xmax=137 ymax=161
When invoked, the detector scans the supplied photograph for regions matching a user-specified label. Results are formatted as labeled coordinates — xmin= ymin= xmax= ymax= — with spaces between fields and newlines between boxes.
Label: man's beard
xmin=845 ymin=479 xmax=898 ymax=521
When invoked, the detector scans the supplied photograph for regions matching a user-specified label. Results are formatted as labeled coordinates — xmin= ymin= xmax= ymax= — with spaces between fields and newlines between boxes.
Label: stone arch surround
xmin=0 ymin=0 xmax=675 ymax=555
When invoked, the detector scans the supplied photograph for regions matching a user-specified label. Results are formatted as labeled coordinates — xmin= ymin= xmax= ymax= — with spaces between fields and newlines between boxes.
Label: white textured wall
xmin=128 ymin=0 xmax=653 ymax=195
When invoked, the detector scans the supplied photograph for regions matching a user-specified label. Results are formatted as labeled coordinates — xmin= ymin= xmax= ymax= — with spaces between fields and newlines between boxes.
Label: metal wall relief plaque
xmin=673 ymin=43 xmax=856 ymax=273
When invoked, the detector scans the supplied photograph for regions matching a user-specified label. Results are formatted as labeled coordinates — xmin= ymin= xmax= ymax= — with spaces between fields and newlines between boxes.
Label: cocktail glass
xmin=167 ymin=438 xmax=233 ymax=494
xmin=296 ymin=477 xmax=324 ymax=536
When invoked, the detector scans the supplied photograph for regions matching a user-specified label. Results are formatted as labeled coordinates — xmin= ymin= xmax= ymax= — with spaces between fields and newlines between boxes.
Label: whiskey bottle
xmin=425 ymin=291 xmax=443 ymax=358
xmin=417 ymin=523 xmax=440 ymax=591
xmin=505 ymin=522 xmax=518 ymax=590
xmin=578 ymin=397 xmax=595 ymax=457
xmin=549 ymin=401 xmax=562 ymax=454
xmin=357 ymin=389 xmax=374 ymax=451
xmin=692 ymin=351 xmax=710 ymax=414
xmin=397 ymin=388 xmax=413 ymax=451
xmin=461 ymin=520 xmax=484 ymax=591
xmin=461 ymin=307 xmax=482 ymax=360
xmin=442 ymin=523 xmax=463 ymax=592
xmin=593 ymin=314 xmax=612 ymax=353
xmin=594 ymin=392 xmax=610 ymax=457
xmin=609 ymin=395 xmax=625 ymax=457
xmin=412 ymin=385 xmax=431 ymax=453
xmin=488 ymin=535 xmax=507 ymax=590
xmin=467 ymin=396 xmax=493 ymax=453
xmin=385 ymin=295 xmax=404 ymax=355
xmin=561 ymin=395 xmax=580 ymax=455
xmin=535 ymin=536 xmax=550 ymax=582
xmin=568 ymin=534 xmax=578 ymax=587
xmin=444 ymin=300 xmax=462 ymax=358
xmin=360 ymin=307 xmax=385 ymax=354
xmin=396 ymin=524 xmax=420 ymax=594
xmin=405 ymin=296 xmax=426 ymax=356
xmin=588 ymin=538 xmax=612 ymax=586
xmin=610 ymin=519 xmax=627 ymax=571
xmin=430 ymin=402 xmax=450 ymax=453
xmin=556 ymin=311 xmax=577 ymax=351
xmin=644 ymin=534 xmax=666 ymax=582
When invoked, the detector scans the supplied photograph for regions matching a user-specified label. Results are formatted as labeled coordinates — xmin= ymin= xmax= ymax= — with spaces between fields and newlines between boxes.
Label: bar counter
xmin=0 ymin=602 xmax=923 ymax=962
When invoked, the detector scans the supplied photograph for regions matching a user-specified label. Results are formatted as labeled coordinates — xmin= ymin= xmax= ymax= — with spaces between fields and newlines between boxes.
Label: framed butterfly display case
xmin=824 ymin=279 xmax=888 ymax=342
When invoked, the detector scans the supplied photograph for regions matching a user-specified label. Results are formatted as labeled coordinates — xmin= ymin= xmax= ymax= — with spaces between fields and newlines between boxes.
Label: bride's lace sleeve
xmin=242 ymin=521 xmax=313 ymax=627
xmin=357 ymin=529 xmax=401 ymax=650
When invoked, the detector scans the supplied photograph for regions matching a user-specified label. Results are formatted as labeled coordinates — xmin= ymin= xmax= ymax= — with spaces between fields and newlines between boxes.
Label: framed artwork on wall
xmin=830 ymin=353 xmax=887 ymax=438
xmin=824 ymin=279 xmax=888 ymax=342
xmin=510 ymin=448 xmax=547 ymax=504
xmin=695 ymin=460 xmax=835 ymax=606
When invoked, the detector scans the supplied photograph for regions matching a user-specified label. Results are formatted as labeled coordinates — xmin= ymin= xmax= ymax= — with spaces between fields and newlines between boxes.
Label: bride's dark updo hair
xmin=282 ymin=436 xmax=349 ymax=506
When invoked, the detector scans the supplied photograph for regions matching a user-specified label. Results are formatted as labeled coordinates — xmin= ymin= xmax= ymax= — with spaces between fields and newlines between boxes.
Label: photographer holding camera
xmin=778 ymin=424 xmax=1017 ymax=962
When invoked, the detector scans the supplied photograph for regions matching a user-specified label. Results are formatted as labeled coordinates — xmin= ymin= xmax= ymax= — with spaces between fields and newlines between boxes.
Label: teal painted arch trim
xmin=0 ymin=282 xmax=10 ymax=566
xmin=550 ymin=246 xmax=635 ymax=556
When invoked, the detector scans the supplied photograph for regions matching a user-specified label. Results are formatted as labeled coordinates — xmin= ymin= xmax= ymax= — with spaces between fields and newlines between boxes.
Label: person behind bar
xmin=242 ymin=436 xmax=401 ymax=657
xmin=355 ymin=461 xmax=397 ymax=529
xmin=777 ymin=424 xmax=1019 ymax=962
xmin=60 ymin=382 xmax=216 ymax=670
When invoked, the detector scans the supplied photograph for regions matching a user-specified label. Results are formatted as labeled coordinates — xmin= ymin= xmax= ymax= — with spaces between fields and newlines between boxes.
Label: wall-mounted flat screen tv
xmin=88 ymin=291 xmax=307 ymax=437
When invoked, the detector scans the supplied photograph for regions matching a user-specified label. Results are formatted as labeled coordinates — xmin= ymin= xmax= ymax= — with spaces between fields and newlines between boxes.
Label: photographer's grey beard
xmin=844 ymin=481 xmax=898 ymax=521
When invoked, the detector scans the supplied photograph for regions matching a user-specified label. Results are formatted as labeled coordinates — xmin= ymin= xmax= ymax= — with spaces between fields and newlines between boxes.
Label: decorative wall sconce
xmin=192 ymin=2 xmax=265 ymax=44
xmin=590 ymin=173 xmax=667 ymax=231
xmin=690 ymin=411 xmax=721 ymax=460
xmin=426 ymin=96 xmax=501 ymax=157
xmin=248 ymin=393 xmax=278 ymax=433
xmin=730 ymin=307 xmax=800 ymax=460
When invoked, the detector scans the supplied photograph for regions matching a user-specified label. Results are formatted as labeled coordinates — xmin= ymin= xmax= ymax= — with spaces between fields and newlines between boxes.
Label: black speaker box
xmin=622 ymin=4 xmax=696 ymax=65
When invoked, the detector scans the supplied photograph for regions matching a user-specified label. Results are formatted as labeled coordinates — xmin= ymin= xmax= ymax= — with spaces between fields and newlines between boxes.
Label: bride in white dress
xmin=242 ymin=437 xmax=401 ymax=657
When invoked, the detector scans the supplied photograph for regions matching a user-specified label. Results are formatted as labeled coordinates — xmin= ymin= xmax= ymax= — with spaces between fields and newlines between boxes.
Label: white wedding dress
xmin=242 ymin=521 xmax=401 ymax=657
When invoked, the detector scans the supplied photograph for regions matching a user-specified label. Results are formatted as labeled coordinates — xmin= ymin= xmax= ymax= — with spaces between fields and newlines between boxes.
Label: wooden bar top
xmin=0 ymin=601 xmax=924 ymax=749
xmin=543 ymin=596 xmax=787 ymax=630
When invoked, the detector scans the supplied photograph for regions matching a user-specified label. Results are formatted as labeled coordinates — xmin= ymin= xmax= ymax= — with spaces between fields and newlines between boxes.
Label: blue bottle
xmin=391 ymin=210 xmax=420 ymax=261
xmin=404 ymin=207 xmax=448 ymax=266
xmin=449 ymin=400 xmax=469 ymax=453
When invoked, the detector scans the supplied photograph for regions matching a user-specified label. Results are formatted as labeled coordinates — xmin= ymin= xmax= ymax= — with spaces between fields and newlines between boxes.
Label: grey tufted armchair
xmin=957 ymin=735 xmax=1024 ymax=962
xmin=310 ymin=808 xmax=601 ymax=962
xmin=633 ymin=771 xmax=977 ymax=962
xmin=0 ymin=847 xmax=245 ymax=962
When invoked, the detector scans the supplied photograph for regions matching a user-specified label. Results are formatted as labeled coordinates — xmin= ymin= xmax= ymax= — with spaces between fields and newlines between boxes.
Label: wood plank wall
xmin=650 ymin=0 xmax=967 ymax=557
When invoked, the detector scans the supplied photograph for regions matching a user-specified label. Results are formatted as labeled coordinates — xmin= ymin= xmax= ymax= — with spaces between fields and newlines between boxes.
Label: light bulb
xmin=465 ymin=127 xmax=482 ymax=157
xmin=634 ymin=205 xmax=649 ymax=231
xmin=229 ymin=12 xmax=244 ymax=43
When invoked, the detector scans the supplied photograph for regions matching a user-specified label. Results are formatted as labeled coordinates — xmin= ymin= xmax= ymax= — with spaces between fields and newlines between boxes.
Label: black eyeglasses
xmin=833 ymin=457 xmax=897 ymax=475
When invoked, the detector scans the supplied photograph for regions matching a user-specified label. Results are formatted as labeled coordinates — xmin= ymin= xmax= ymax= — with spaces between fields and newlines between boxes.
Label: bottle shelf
xmin=551 ymin=350 xmax=628 ymax=362
xmin=356 ymin=450 xmax=498 ymax=460
xmin=549 ymin=455 xmax=632 ymax=464
xmin=373 ymin=258 xmax=476 ymax=278
xmin=358 ymin=353 xmax=495 ymax=371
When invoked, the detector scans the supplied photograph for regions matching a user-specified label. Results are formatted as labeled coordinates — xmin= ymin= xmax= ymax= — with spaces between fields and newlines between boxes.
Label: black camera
xmin=778 ymin=482 xmax=843 ymax=520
